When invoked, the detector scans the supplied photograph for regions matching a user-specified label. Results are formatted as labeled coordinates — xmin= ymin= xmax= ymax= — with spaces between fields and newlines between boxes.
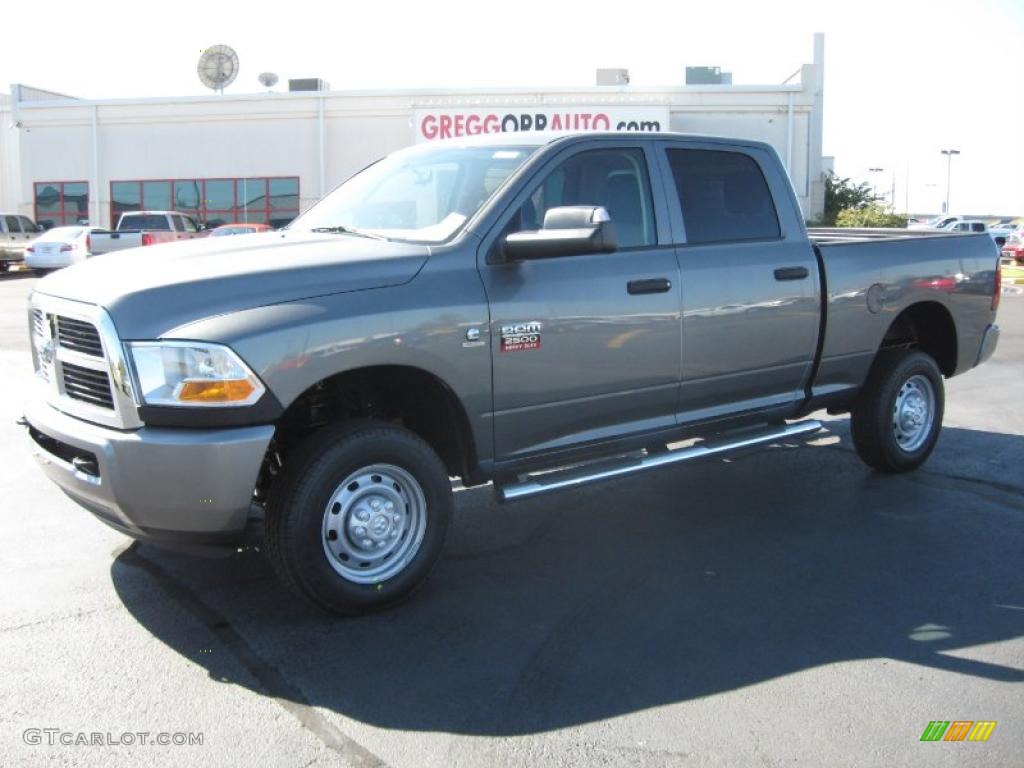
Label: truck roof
xmin=433 ymin=131 xmax=775 ymax=153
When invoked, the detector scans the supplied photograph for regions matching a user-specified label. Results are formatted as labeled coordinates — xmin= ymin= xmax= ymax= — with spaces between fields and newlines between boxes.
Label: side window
xmin=171 ymin=215 xmax=186 ymax=232
xmin=19 ymin=216 xmax=37 ymax=233
xmin=180 ymin=215 xmax=198 ymax=233
xmin=666 ymin=149 xmax=781 ymax=245
xmin=5 ymin=215 xmax=20 ymax=233
xmin=517 ymin=148 xmax=657 ymax=248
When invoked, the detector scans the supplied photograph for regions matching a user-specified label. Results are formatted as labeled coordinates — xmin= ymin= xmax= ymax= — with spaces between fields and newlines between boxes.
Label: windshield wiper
xmin=309 ymin=226 xmax=388 ymax=240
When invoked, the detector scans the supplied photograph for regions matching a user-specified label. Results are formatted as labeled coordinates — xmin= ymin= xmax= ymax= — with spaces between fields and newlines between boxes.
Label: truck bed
xmin=807 ymin=227 xmax=967 ymax=244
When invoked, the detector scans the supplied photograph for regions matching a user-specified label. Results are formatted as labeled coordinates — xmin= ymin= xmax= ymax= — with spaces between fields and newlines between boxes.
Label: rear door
xmin=655 ymin=141 xmax=820 ymax=424
xmin=479 ymin=142 xmax=682 ymax=460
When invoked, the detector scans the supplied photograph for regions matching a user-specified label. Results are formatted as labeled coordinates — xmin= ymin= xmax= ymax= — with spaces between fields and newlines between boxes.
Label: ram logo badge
xmin=500 ymin=321 xmax=542 ymax=352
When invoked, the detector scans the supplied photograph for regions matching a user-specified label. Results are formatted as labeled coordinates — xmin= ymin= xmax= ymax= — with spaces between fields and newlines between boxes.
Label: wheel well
xmin=257 ymin=366 xmax=477 ymax=501
xmin=880 ymin=302 xmax=957 ymax=376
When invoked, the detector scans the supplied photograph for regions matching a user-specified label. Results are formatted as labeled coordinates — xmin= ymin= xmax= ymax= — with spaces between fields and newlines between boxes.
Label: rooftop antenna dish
xmin=197 ymin=45 xmax=239 ymax=94
xmin=258 ymin=72 xmax=279 ymax=90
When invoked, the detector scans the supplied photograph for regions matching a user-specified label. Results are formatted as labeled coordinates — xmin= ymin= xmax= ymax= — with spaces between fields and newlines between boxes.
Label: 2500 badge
xmin=500 ymin=322 xmax=542 ymax=353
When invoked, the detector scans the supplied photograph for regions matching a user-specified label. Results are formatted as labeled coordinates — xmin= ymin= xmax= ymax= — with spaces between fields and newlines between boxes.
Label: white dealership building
xmin=0 ymin=35 xmax=825 ymax=230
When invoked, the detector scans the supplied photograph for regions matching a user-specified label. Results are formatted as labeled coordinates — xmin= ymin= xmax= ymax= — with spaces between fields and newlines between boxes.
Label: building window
xmin=110 ymin=177 xmax=300 ymax=229
xmin=35 ymin=182 xmax=89 ymax=229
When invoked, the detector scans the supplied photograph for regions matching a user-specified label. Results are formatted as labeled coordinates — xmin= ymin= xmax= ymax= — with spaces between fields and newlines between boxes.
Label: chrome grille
xmin=61 ymin=362 xmax=115 ymax=408
xmin=56 ymin=316 xmax=104 ymax=357
xmin=28 ymin=296 xmax=141 ymax=429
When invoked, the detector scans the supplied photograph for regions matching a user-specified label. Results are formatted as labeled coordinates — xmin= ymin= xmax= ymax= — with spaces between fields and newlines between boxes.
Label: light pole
xmin=869 ymin=167 xmax=884 ymax=204
xmin=940 ymin=149 xmax=960 ymax=213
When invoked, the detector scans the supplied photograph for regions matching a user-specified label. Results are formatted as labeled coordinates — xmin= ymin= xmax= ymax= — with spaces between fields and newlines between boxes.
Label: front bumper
xmin=976 ymin=323 xmax=999 ymax=367
xmin=23 ymin=395 xmax=274 ymax=548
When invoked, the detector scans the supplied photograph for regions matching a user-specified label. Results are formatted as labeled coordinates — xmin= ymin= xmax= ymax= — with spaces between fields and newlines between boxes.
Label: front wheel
xmin=265 ymin=422 xmax=452 ymax=615
xmin=850 ymin=350 xmax=945 ymax=473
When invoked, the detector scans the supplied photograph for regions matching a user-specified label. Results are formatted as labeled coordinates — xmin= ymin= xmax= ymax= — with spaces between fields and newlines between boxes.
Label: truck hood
xmin=34 ymin=231 xmax=431 ymax=338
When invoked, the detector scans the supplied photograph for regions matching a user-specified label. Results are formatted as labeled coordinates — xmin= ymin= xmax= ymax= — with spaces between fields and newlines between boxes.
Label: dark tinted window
xmin=5 ymin=215 xmax=20 ymax=232
xmin=141 ymin=181 xmax=171 ymax=212
xmin=666 ymin=149 xmax=780 ymax=244
xmin=118 ymin=214 xmax=172 ymax=231
xmin=268 ymin=178 xmax=299 ymax=209
xmin=520 ymin=148 xmax=656 ymax=248
xmin=34 ymin=181 xmax=89 ymax=228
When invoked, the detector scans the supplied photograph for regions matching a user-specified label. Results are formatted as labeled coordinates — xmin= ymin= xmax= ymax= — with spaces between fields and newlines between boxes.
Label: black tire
xmin=850 ymin=350 xmax=944 ymax=473
xmin=265 ymin=421 xmax=452 ymax=615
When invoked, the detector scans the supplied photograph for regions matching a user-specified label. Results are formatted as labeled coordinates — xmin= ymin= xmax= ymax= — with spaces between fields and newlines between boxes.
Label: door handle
xmin=774 ymin=266 xmax=809 ymax=281
xmin=627 ymin=278 xmax=672 ymax=295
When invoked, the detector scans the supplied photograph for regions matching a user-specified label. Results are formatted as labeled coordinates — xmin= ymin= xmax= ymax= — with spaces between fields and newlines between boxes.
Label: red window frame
xmin=109 ymin=176 xmax=300 ymax=228
xmin=34 ymin=181 xmax=89 ymax=228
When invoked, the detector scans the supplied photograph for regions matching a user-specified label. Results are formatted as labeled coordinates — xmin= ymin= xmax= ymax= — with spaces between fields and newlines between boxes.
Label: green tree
xmin=835 ymin=203 xmax=908 ymax=228
xmin=822 ymin=171 xmax=875 ymax=225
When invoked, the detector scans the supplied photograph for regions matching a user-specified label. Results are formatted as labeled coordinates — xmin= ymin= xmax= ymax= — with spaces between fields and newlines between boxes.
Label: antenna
xmin=197 ymin=45 xmax=239 ymax=94
xmin=258 ymin=72 xmax=279 ymax=90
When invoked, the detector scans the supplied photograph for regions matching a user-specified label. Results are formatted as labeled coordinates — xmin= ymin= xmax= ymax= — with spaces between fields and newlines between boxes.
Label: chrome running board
xmin=496 ymin=420 xmax=823 ymax=502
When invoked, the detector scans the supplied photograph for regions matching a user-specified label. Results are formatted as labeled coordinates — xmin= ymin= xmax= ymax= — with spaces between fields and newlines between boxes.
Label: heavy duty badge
xmin=500 ymin=321 xmax=542 ymax=352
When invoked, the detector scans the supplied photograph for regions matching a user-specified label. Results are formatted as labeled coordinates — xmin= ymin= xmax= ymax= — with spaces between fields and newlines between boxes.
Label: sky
xmin=3 ymin=0 xmax=1023 ymax=215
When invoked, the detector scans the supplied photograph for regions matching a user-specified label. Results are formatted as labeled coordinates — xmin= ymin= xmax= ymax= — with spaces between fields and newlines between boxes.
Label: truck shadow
xmin=110 ymin=421 xmax=1024 ymax=736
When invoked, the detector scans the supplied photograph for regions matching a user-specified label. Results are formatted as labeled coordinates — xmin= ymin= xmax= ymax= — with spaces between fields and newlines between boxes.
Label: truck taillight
xmin=26 ymin=246 xmax=34 ymax=253
xmin=85 ymin=234 xmax=91 ymax=252
xmin=60 ymin=244 xmax=73 ymax=252
xmin=141 ymin=233 xmax=155 ymax=246
xmin=992 ymin=261 xmax=1001 ymax=311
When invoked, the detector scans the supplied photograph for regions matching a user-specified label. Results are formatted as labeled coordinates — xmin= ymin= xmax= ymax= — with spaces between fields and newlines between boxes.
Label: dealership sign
xmin=414 ymin=107 xmax=670 ymax=142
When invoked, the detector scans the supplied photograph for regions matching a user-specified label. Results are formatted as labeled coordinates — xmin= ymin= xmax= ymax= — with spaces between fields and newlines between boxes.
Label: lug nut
xmin=371 ymin=500 xmax=381 ymax=510
xmin=356 ymin=509 xmax=369 ymax=522
xmin=361 ymin=539 xmax=373 ymax=548
xmin=354 ymin=526 xmax=367 ymax=537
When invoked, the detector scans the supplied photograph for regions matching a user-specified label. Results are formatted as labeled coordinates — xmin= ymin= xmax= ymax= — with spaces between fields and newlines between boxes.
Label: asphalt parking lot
xmin=1 ymin=271 xmax=1021 ymax=768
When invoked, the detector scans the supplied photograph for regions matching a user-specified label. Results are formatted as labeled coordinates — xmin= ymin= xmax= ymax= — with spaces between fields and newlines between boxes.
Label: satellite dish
xmin=197 ymin=45 xmax=239 ymax=93
xmin=258 ymin=72 xmax=279 ymax=89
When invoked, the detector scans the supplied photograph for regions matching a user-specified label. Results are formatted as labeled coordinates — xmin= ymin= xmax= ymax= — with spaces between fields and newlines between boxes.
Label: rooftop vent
xmin=288 ymin=78 xmax=330 ymax=92
xmin=685 ymin=66 xmax=732 ymax=85
xmin=596 ymin=68 xmax=630 ymax=86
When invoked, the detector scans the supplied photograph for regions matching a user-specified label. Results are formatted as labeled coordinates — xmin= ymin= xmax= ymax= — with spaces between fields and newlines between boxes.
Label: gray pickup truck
xmin=23 ymin=132 xmax=1001 ymax=614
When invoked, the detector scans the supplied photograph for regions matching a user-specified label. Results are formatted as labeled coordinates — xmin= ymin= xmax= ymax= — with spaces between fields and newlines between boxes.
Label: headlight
xmin=127 ymin=341 xmax=265 ymax=407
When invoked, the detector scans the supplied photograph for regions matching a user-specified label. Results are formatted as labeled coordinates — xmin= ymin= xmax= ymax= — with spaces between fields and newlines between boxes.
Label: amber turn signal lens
xmin=177 ymin=379 xmax=256 ymax=403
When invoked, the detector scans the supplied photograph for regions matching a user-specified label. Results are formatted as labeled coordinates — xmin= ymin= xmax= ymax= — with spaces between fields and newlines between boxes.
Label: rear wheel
xmin=265 ymin=422 xmax=452 ymax=615
xmin=850 ymin=350 xmax=944 ymax=472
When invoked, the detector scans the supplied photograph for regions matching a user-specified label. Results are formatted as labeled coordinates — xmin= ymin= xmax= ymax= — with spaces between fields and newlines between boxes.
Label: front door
xmin=479 ymin=144 xmax=682 ymax=461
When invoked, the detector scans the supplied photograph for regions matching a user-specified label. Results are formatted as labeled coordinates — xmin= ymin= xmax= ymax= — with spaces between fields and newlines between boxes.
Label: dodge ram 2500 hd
xmin=23 ymin=132 xmax=1002 ymax=615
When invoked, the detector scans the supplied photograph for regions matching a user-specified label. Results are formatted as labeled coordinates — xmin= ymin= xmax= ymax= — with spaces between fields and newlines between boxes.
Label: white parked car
xmin=24 ymin=226 xmax=103 ymax=271
xmin=908 ymin=215 xmax=962 ymax=231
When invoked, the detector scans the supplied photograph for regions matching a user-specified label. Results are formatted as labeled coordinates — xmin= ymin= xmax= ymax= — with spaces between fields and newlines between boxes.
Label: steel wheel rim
xmin=321 ymin=463 xmax=427 ymax=584
xmin=892 ymin=374 xmax=935 ymax=453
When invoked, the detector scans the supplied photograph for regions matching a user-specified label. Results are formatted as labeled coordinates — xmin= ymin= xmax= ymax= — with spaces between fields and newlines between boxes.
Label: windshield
xmin=291 ymin=144 xmax=537 ymax=243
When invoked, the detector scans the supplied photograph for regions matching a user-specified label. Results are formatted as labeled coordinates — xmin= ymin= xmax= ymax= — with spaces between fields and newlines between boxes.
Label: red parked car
xmin=1001 ymin=230 xmax=1024 ymax=265
xmin=209 ymin=223 xmax=273 ymax=237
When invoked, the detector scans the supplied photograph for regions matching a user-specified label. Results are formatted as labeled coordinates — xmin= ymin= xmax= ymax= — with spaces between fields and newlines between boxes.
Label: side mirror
xmin=37 ymin=224 xmax=46 ymax=232
xmin=502 ymin=206 xmax=617 ymax=261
